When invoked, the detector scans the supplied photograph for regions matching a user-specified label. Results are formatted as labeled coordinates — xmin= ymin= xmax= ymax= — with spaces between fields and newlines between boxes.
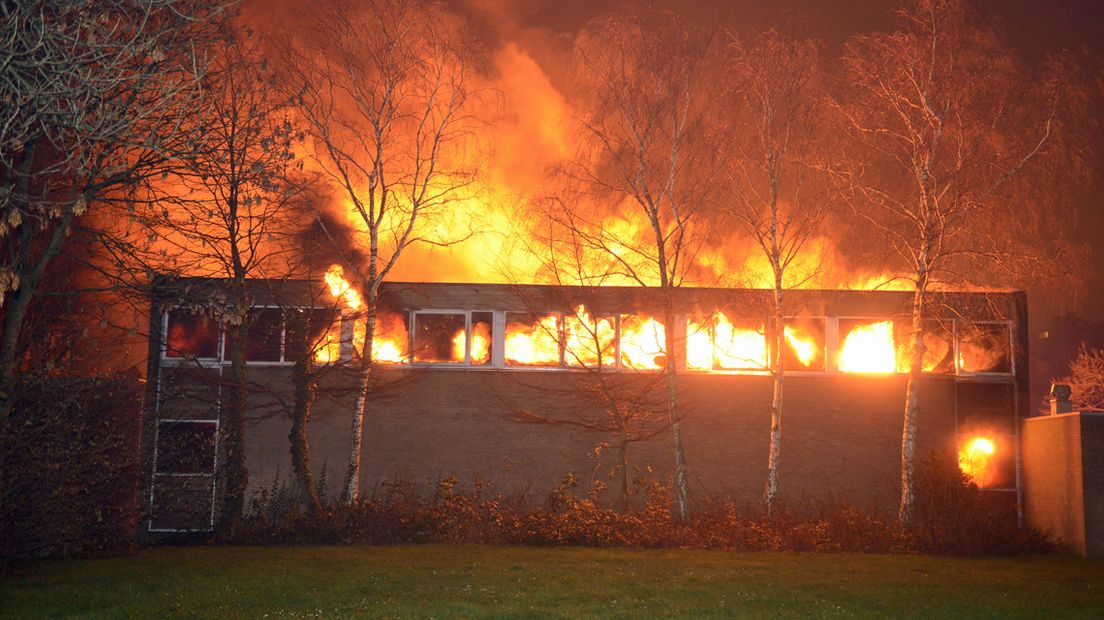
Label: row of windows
xmin=163 ymin=307 xmax=1014 ymax=375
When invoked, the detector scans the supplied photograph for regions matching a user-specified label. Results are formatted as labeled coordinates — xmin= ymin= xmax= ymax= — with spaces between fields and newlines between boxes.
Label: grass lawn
xmin=3 ymin=545 xmax=1104 ymax=618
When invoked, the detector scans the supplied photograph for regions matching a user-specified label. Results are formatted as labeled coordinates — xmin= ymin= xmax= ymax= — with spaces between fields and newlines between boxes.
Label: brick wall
xmin=1022 ymin=414 xmax=1088 ymax=554
xmin=242 ymin=366 xmax=959 ymax=514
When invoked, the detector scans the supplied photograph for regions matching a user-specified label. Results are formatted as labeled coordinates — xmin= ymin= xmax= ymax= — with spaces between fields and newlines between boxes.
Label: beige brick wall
xmin=1022 ymin=414 xmax=1087 ymax=554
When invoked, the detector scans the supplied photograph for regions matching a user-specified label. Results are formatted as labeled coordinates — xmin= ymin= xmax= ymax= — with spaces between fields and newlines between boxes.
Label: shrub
xmin=2 ymin=374 xmax=142 ymax=561
xmin=230 ymin=464 xmax=1050 ymax=556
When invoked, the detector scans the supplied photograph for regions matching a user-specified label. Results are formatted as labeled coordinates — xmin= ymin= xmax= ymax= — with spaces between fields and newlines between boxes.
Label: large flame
xmin=563 ymin=306 xmax=617 ymax=368
xmin=958 ymin=436 xmax=997 ymax=488
xmin=838 ymin=320 xmax=896 ymax=373
xmin=687 ymin=313 xmax=767 ymax=370
xmin=450 ymin=320 xmax=491 ymax=364
xmin=505 ymin=314 xmax=561 ymax=366
xmin=620 ymin=315 xmax=666 ymax=370
xmin=321 ymin=263 xmax=407 ymax=364
xmin=783 ymin=325 xmax=818 ymax=368
xmin=324 ymin=264 xmax=362 ymax=310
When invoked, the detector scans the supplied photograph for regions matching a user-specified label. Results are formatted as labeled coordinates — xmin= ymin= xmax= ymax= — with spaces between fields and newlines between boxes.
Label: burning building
xmin=142 ymin=277 xmax=1027 ymax=534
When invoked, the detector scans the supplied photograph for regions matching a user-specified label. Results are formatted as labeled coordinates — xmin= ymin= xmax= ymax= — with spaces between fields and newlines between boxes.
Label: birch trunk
xmin=344 ymin=299 xmax=377 ymax=503
xmin=899 ymin=278 xmax=928 ymax=526
xmin=764 ymin=284 xmax=785 ymax=514
xmin=663 ymin=301 xmax=690 ymax=522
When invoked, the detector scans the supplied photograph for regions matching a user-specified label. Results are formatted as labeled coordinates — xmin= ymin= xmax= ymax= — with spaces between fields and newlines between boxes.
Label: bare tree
xmin=149 ymin=32 xmax=306 ymax=530
xmin=836 ymin=0 xmax=1071 ymax=525
xmin=548 ymin=12 xmax=725 ymax=521
xmin=0 ymin=0 xmax=226 ymax=505
xmin=1057 ymin=345 xmax=1104 ymax=412
xmin=283 ymin=0 xmax=475 ymax=503
xmin=723 ymin=30 xmax=832 ymax=514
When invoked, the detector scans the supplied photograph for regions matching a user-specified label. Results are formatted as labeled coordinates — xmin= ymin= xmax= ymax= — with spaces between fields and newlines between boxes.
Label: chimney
xmin=1050 ymin=383 xmax=1074 ymax=415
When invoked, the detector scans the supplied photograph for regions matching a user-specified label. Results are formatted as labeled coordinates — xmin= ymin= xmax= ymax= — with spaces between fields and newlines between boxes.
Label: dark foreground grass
xmin=3 ymin=545 xmax=1104 ymax=619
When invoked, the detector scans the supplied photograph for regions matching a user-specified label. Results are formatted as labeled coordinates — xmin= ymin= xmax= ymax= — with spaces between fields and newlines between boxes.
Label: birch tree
xmin=283 ymin=0 xmax=474 ymax=503
xmin=837 ymin=0 xmax=1069 ymax=525
xmin=724 ymin=30 xmax=831 ymax=514
xmin=555 ymin=12 xmax=724 ymax=521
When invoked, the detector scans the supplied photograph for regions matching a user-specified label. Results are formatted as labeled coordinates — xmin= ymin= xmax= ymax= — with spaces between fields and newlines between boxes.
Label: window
xmin=413 ymin=312 xmax=466 ymax=364
xmin=223 ymin=308 xmax=283 ymax=362
xmin=410 ymin=310 xmax=496 ymax=366
xmin=563 ymin=307 xmax=617 ymax=368
xmin=470 ymin=312 xmax=493 ymax=366
xmin=896 ymin=320 xmax=954 ymax=374
xmin=781 ymin=318 xmax=825 ymax=371
xmin=165 ymin=311 xmax=219 ymax=359
xmin=619 ymin=314 xmax=666 ymax=370
xmin=686 ymin=313 xmax=767 ymax=372
xmin=957 ymin=322 xmax=1012 ymax=374
xmin=285 ymin=308 xmax=339 ymax=363
xmin=505 ymin=312 xmax=561 ymax=367
xmin=155 ymin=421 xmax=217 ymax=474
xmin=837 ymin=318 xmax=897 ymax=374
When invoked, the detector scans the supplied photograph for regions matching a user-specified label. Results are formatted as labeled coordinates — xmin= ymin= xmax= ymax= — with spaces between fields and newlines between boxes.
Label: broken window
xmin=165 ymin=310 xmax=219 ymax=359
xmin=687 ymin=313 xmax=767 ymax=372
xmin=619 ymin=314 xmax=666 ymax=370
xmin=957 ymin=322 xmax=1012 ymax=374
xmin=837 ymin=318 xmax=897 ymax=373
xmin=563 ymin=307 xmax=617 ymax=368
xmin=223 ymin=308 xmax=283 ymax=362
xmin=470 ymin=312 xmax=494 ymax=366
xmin=412 ymin=313 xmax=466 ymax=364
xmin=781 ymin=318 xmax=824 ymax=371
xmin=284 ymin=308 xmax=339 ymax=364
xmin=505 ymin=312 xmax=561 ymax=367
xmin=893 ymin=320 xmax=955 ymax=374
xmin=370 ymin=311 xmax=410 ymax=364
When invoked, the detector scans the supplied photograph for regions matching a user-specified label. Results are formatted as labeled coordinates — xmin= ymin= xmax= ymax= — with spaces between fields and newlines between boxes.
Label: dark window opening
xmin=413 ymin=313 xmax=466 ymax=363
xmin=165 ymin=311 xmax=219 ymax=359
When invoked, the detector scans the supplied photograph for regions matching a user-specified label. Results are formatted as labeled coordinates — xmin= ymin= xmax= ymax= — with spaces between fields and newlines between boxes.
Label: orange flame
xmin=564 ymin=306 xmax=617 ymax=368
xmin=838 ymin=320 xmax=896 ymax=373
xmin=620 ymin=315 xmax=666 ymax=370
xmin=324 ymin=264 xmax=362 ymax=310
xmin=320 ymin=264 xmax=406 ymax=363
xmin=958 ymin=436 xmax=997 ymax=487
xmin=450 ymin=321 xmax=492 ymax=364
xmin=783 ymin=325 xmax=818 ymax=368
xmin=687 ymin=313 xmax=767 ymax=370
xmin=505 ymin=314 xmax=561 ymax=366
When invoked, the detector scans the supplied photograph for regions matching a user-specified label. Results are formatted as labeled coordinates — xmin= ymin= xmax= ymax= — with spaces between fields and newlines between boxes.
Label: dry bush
xmin=232 ymin=462 xmax=1051 ymax=556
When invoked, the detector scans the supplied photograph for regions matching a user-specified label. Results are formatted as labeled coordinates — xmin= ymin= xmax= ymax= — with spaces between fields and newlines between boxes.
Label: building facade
xmin=142 ymin=280 xmax=1027 ymax=533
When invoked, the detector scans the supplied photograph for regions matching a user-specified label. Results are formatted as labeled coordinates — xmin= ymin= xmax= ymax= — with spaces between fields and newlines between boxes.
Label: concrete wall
xmin=1022 ymin=412 xmax=1104 ymax=557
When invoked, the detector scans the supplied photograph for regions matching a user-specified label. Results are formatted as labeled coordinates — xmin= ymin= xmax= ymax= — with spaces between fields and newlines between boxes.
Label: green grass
xmin=3 ymin=545 xmax=1104 ymax=619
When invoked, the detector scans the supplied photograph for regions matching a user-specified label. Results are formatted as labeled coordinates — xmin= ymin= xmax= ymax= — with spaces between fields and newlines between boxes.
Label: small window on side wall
xmin=165 ymin=310 xmax=220 ymax=359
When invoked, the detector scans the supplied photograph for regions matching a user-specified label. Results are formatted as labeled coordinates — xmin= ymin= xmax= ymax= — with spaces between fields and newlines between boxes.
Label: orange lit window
xmin=957 ymin=322 xmax=1012 ymax=374
xmin=780 ymin=318 xmax=825 ymax=371
xmin=687 ymin=313 xmax=767 ymax=371
xmin=619 ymin=315 xmax=666 ymax=371
xmin=505 ymin=312 xmax=561 ymax=367
xmin=165 ymin=310 xmax=220 ymax=359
